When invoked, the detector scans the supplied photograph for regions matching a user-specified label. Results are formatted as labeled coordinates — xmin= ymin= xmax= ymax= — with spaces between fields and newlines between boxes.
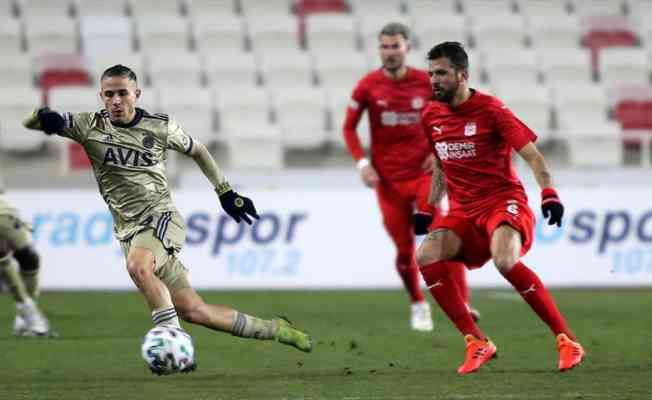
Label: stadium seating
xmin=598 ymin=46 xmax=650 ymax=86
xmin=484 ymin=49 xmax=540 ymax=87
xmin=413 ymin=14 xmax=469 ymax=51
xmin=128 ymin=0 xmax=183 ymax=18
xmin=408 ymin=0 xmax=458 ymax=17
xmin=275 ymin=87 xmax=329 ymax=149
xmin=0 ymin=0 xmax=648 ymax=169
xmin=80 ymin=16 xmax=133 ymax=57
xmin=19 ymin=0 xmax=73 ymax=21
xmin=305 ymin=13 xmax=358 ymax=53
xmin=0 ymin=53 xmax=34 ymax=90
xmin=135 ymin=17 xmax=190 ymax=54
xmin=193 ymin=16 xmax=246 ymax=54
xmin=494 ymin=84 xmax=553 ymax=140
xmin=540 ymin=48 xmax=594 ymax=85
xmin=0 ymin=87 xmax=45 ymax=151
xmin=24 ymin=18 xmax=77 ymax=54
xmin=248 ymin=16 xmax=301 ymax=55
xmin=470 ymin=13 xmax=526 ymax=52
xmin=216 ymin=87 xmax=282 ymax=168
xmin=314 ymin=50 xmax=368 ymax=89
xmin=528 ymin=15 xmax=583 ymax=52
xmin=259 ymin=49 xmax=315 ymax=89
xmin=159 ymin=86 xmax=215 ymax=144
xmin=147 ymin=51 xmax=205 ymax=89
xmin=205 ymin=51 xmax=259 ymax=89
xmin=0 ymin=17 xmax=23 ymax=56
xmin=74 ymin=0 xmax=129 ymax=17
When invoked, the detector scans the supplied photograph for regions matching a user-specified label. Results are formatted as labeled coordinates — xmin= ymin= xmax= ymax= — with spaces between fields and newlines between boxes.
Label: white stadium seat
xmin=248 ymin=16 xmax=301 ymax=55
xmin=0 ymin=53 xmax=34 ymax=89
xmin=135 ymin=17 xmax=189 ymax=54
xmin=74 ymin=0 xmax=128 ymax=17
xmin=193 ymin=16 xmax=245 ymax=54
xmin=314 ymin=51 xmax=369 ymax=89
xmin=128 ymin=0 xmax=182 ymax=18
xmin=205 ymin=51 xmax=259 ymax=90
xmin=159 ymin=86 xmax=215 ymax=144
xmin=494 ymin=84 xmax=553 ymax=140
xmin=25 ymin=18 xmax=78 ymax=54
xmin=80 ymin=16 xmax=133 ymax=57
xmin=147 ymin=51 xmax=205 ymax=89
xmin=541 ymin=48 xmax=593 ymax=85
xmin=484 ymin=49 xmax=540 ymax=87
xmin=599 ymin=47 xmax=650 ymax=86
xmin=0 ymin=87 xmax=45 ymax=151
xmin=305 ymin=13 xmax=358 ymax=53
xmin=0 ymin=17 xmax=24 ymax=56
xmin=259 ymin=50 xmax=314 ymax=90
xmin=275 ymin=88 xmax=330 ymax=149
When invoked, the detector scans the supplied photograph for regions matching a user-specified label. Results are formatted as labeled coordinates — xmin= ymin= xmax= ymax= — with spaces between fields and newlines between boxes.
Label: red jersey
xmin=343 ymin=67 xmax=431 ymax=181
xmin=421 ymin=90 xmax=537 ymax=218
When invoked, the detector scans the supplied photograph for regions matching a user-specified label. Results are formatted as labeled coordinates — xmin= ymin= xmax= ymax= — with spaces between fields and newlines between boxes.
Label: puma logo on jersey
xmin=520 ymin=284 xmax=536 ymax=295
xmin=432 ymin=125 xmax=443 ymax=134
xmin=103 ymin=146 xmax=155 ymax=167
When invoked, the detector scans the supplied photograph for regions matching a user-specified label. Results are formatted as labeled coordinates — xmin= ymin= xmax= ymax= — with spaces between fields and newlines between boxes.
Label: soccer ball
xmin=141 ymin=326 xmax=196 ymax=375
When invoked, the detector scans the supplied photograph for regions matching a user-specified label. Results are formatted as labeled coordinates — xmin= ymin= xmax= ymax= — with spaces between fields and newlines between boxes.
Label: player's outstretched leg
xmin=172 ymin=287 xmax=314 ymax=353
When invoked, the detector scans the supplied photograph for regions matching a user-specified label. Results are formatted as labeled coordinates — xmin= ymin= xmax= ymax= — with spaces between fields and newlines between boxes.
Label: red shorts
xmin=433 ymin=198 xmax=535 ymax=269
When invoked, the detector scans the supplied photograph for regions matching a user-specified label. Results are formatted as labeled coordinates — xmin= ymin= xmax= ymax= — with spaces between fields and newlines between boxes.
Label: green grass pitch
xmin=0 ymin=289 xmax=650 ymax=400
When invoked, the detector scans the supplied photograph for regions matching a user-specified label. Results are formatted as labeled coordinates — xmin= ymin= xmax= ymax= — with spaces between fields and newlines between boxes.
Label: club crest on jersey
xmin=411 ymin=97 xmax=424 ymax=109
xmin=464 ymin=122 xmax=477 ymax=136
xmin=142 ymin=134 xmax=155 ymax=149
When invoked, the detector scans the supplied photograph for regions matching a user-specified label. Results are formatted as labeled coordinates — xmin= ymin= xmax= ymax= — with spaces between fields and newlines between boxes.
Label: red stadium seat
xmin=582 ymin=16 xmax=638 ymax=74
xmin=296 ymin=0 xmax=347 ymax=15
xmin=66 ymin=142 xmax=92 ymax=170
xmin=38 ymin=53 xmax=91 ymax=101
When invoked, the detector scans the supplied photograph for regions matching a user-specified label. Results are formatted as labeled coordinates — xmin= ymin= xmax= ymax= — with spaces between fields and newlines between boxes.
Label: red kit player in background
xmin=342 ymin=23 xmax=478 ymax=332
xmin=417 ymin=41 xmax=585 ymax=374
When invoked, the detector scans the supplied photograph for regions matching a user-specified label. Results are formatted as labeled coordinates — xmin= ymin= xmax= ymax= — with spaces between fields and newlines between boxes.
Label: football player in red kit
xmin=417 ymin=41 xmax=584 ymax=374
xmin=343 ymin=23 xmax=477 ymax=332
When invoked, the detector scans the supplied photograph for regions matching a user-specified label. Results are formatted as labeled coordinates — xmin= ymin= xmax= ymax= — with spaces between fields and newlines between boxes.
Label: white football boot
xmin=410 ymin=301 xmax=434 ymax=332
xmin=13 ymin=314 xmax=27 ymax=336
xmin=16 ymin=299 xmax=57 ymax=337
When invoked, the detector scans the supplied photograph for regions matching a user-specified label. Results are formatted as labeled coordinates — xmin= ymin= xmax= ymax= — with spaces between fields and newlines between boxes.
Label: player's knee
xmin=493 ymin=254 xmax=518 ymax=274
xmin=14 ymin=246 xmax=40 ymax=272
xmin=415 ymin=246 xmax=442 ymax=268
xmin=395 ymin=253 xmax=413 ymax=271
xmin=126 ymin=259 xmax=154 ymax=284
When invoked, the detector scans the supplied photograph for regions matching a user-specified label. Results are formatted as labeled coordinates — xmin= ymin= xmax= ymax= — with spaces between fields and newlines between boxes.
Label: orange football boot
xmin=457 ymin=334 xmax=497 ymax=375
xmin=557 ymin=333 xmax=585 ymax=372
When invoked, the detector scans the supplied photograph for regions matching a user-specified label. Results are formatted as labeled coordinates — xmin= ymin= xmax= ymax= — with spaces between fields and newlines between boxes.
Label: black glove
xmin=541 ymin=188 xmax=564 ymax=227
xmin=218 ymin=189 xmax=259 ymax=225
xmin=413 ymin=212 xmax=433 ymax=235
xmin=37 ymin=107 xmax=65 ymax=135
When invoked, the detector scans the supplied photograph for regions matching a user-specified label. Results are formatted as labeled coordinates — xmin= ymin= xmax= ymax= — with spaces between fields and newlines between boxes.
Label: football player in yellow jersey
xmin=0 ymin=193 xmax=55 ymax=337
xmin=23 ymin=65 xmax=312 ymax=368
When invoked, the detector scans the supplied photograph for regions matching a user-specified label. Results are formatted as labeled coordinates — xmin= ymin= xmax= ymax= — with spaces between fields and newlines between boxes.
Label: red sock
xmin=449 ymin=261 xmax=470 ymax=303
xmin=419 ymin=261 xmax=485 ymax=339
xmin=396 ymin=254 xmax=424 ymax=302
xmin=504 ymin=261 xmax=575 ymax=340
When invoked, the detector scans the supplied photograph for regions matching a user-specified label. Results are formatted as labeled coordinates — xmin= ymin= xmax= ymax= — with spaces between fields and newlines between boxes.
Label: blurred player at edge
xmin=343 ymin=22 xmax=478 ymax=332
xmin=0 ymin=188 xmax=56 ymax=337
xmin=417 ymin=42 xmax=584 ymax=374
xmin=23 ymin=65 xmax=313 ymax=371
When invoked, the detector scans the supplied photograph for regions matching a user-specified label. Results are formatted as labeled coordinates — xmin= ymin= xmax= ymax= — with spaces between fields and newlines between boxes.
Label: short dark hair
xmin=101 ymin=64 xmax=138 ymax=82
xmin=379 ymin=22 xmax=410 ymax=41
xmin=427 ymin=41 xmax=469 ymax=72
